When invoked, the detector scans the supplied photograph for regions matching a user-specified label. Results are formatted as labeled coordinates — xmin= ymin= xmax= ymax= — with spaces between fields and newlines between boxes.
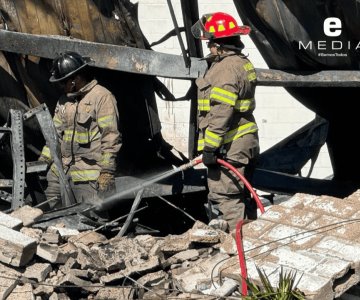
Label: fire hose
xmin=183 ymin=157 xmax=265 ymax=296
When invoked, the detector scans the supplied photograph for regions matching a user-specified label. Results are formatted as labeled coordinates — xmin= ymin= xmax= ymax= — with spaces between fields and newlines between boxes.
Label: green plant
xmin=244 ymin=266 xmax=305 ymax=300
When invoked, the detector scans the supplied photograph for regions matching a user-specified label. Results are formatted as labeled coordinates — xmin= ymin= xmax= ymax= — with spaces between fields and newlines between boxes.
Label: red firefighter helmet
xmin=191 ymin=12 xmax=250 ymax=40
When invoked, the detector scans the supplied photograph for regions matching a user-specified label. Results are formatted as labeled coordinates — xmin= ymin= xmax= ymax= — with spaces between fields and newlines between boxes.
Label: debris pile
xmin=0 ymin=206 xmax=242 ymax=300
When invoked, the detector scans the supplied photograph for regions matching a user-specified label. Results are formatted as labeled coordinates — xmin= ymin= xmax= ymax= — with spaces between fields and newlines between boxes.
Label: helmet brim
xmin=49 ymin=58 xmax=92 ymax=83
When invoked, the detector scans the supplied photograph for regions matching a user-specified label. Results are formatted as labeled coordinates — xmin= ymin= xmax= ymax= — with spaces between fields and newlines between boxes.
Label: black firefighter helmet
xmin=49 ymin=51 xmax=92 ymax=82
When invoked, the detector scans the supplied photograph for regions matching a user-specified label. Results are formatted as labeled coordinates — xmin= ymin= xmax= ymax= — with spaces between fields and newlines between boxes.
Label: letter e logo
xmin=324 ymin=17 xmax=342 ymax=37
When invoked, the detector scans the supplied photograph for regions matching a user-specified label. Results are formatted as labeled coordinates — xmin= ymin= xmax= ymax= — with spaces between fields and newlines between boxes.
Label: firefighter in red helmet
xmin=192 ymin=12 xmax=259 ymax=231
xmin=39 ymin=51 xmax=121 ymax=210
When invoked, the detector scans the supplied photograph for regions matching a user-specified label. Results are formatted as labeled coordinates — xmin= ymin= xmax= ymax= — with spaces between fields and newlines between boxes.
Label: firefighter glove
xmin=202 ymin=148 xmax=218 ymax=166
xmin=97 ymin=172 xmax=115 ymax=193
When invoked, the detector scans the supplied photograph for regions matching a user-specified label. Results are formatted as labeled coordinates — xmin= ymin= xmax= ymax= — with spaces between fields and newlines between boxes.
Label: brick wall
xmin=131 ymin=0 xmax=332 ymax=179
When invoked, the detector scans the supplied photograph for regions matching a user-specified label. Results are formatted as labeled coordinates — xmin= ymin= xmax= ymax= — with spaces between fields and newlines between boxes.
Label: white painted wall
xmin=132 ymin=0 xmax=332 ymax=179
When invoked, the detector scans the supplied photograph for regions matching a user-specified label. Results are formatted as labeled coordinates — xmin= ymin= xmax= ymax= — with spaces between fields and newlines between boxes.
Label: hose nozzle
xmin=177 ymin=157 xmax=203 ymax=171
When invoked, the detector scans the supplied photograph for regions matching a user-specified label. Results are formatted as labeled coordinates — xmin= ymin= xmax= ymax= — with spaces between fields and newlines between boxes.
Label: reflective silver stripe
xmin=235 ymin=98 xmax=255 ymax=112
xmin=98 ymin=115 xmax=115 ymax=128
xmin=70 ymin=169 xmax=100 ymax=182
xmin=198 ymin=99 xmax=210 ymax=111
xmin=224 ymin=122 xmax=258 ymax=144
xmin=63 ymin=129 xmax=100 ymax=143
xmin=41 ymin=146 xmax=51 ymax=159
xmin=205 ymin=129 xmax=223 ymax=148
xmin=197 ymin=139 xmax=204 ymax=151
xmin=210 ymin=87 xmax=237 ymax=106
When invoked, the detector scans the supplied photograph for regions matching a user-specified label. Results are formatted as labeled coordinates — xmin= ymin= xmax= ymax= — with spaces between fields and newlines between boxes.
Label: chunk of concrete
xmin=49 ymin=226 xmax=79 ymax=239
xmin=95 ymin=287 xmax=134 ymax=299
xmin=100 ymin=256 xmax=160 ymax=284
xmin=0 ymin=224 xmax=37 ymax=266
xmin=33 ymin=284 xmax=54 ymax=298
xmin=0 ymin=211 xmax=22 ymax=230
xmin=189 ymin=229 xmax=220 ymax=244
xmin=6 ymin=283 xmax=34 ymax=300
xmin=24 ymin=263 xmax=52 ymax=282
xmin=161 ymin=234 xmax=191 ymax=256
xmin=201 ymin=278 xmax=238 ymax=297
xmin=41 ymin=232 xmax=61 ymax=244
xmin=10 ymin=205 xmax=43 ymax=227
xmin=0 ymin=263 xmax=20 ymax=299
xmin=68 ymin=231 xmax=107 ymax=247
xmin=137 ymin=270 xmax=167 ymax=287
xmin=58 ymin=273 xmax=102 ymax=293
xmin=36 ymin=243 xmax=77 ymax=264
xmin=20 ymin=228 xmax=43 ymax=243
xmin=172 ymin=253 xmax=229 ymax=292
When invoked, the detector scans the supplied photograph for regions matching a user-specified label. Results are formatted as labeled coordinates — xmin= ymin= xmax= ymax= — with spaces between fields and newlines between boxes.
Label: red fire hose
xmin=190 ymin=157 xmax=264 ymax=296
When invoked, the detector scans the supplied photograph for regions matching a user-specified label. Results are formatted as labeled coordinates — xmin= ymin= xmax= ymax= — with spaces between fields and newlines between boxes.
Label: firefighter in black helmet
xmin=39 ymin=51 xmax=121 ymax=208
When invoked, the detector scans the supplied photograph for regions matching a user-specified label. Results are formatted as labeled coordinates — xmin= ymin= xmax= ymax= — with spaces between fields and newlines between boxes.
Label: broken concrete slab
xmin=134 ymin=234 xmax=158 ymax=252
xmin=260 ymin=205 xmax=320 ymax=228
xmin=137 ymin=270 xmax=167 ymax=287
xmin=6 ymin=283 xmax=34 ymax=300
xmin=68 ymin=231 xmax=107 ymax=248
xmin=172 ymin=253 xmax=229 ymax=292
xmin=95 ymin=287 xmax=134 ymax=299
xmin=10 ymin=205 xmax=43 ymax=227
xmin=189 ymin=228 xmax=220 ymax=244
xmin=58 ymin=273 xmax=102 ymax=293
xmin=24 ymin=262 xmax=52 ymax=282
xmin=279 ymin=193 xmax=318 ymax=209
xmin=20 ymin=227 xmax=43 ymax=243
xmin=41 ymin=232 xmax=61 ymax=244
xmin=36 ymin=243 xmax=77 ymax=264
xmin=49 ymin=292 xmax=71 ymax=300
xmin=0 ymin=263 xmax=20 ymax=299
xmin=33 ymin=283 xmax=54 ymax=298
xmin=242 ymin=219 xmax=275 ymax=240
xmin=304 ymin=196 xmax=360 ymax=219
xmin=0 ymin=225 xmax=37 ymax=266
xmin=201 ymin=278 xmax=238 ymax=297
xmin=49 ymin=226 xmax=80 ymax=240
xmin=160 ymin=234 xmax=191 ymax=256
xmin=0 ymin=211 xmax=22 ymax=230
xmin=100 ymin=256 xmax=160 ymax=284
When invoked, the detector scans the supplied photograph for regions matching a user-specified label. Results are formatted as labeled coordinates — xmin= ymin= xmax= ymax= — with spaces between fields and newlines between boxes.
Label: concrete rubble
xmin=1 ymin=190 xmax=360 ymax=298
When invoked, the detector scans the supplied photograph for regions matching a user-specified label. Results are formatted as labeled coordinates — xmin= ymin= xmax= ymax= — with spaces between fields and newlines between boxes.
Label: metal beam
xmin=256 ymin=68 xmax=360 ymax=87
xmin=0 ymin=29 xmax=207 ymax=80
xmin=2 ymin=30 xmax=360 ymax=86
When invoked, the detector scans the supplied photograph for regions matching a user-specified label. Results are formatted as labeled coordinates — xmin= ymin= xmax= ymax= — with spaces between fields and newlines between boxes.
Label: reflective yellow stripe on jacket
xmin=204 ymin=129 xmax=223 ymax=148
xmin=197 ymin=122 xmax=258 ymax=151
xmin=98 ymin=115 xmax=115 ymax=129
xmin=41 ymin=146 xmax=51 ymax=159
xmin=210 ymin=87 xmax=237 ymax=106
xmin=63 ymin=129 xmax=100 ymax=143
xmin=70 ymin=170 xmax=100 ymax=182
xmin=234 ymin=98 xmax=255 ymax=113
xmin=243 ymin=62 xmax=257 ymax=82
xmin=198 ymin=98 xmax=255 ymax=113
xmin=50 ymin=165 xmax=100 ymax=182
xmin=198 ymin=99 xmax=210 ymax=111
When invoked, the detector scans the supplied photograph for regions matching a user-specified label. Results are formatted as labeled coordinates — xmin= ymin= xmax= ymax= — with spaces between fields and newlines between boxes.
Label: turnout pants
xmin=206 ymin=133 xmax=259 ymax=230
